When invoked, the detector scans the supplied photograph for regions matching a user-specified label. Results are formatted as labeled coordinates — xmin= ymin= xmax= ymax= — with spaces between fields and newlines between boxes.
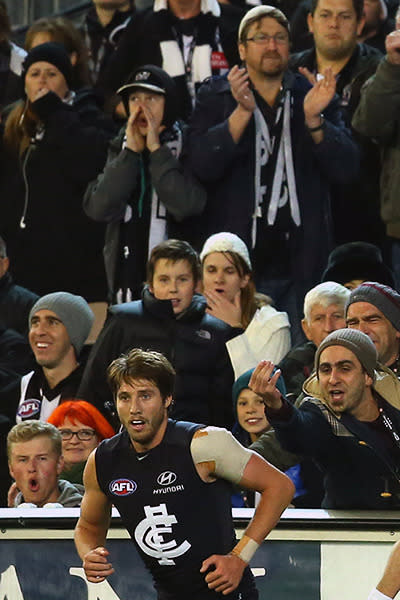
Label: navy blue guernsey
xmin=95 ymin=420 xmax=257 ymax=599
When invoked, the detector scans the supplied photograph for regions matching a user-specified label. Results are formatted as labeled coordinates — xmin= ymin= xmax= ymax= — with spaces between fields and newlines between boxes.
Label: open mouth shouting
xmin=28 ymin=477 xmax=40 ymax=493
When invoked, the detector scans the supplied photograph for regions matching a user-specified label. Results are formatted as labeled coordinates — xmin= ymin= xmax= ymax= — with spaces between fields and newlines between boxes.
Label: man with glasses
xmin=187 ymin=5 xmax=359 ymax=345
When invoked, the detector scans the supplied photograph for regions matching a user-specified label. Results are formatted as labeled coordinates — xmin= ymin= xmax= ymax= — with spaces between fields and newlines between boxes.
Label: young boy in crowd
xmin=7 ymin=420 xmax=83 ymax=508
xmin=78 ymin=239 xmax=237 ymax=428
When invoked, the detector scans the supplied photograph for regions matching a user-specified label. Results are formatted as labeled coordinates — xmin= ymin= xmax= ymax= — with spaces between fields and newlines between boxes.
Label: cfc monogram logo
xmin=134 ymin=503 xmax=191 ymax=565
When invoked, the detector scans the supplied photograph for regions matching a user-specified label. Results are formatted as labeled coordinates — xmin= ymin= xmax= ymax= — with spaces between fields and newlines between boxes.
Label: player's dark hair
xmin=108 ymin=348 xmax=175 ymax=401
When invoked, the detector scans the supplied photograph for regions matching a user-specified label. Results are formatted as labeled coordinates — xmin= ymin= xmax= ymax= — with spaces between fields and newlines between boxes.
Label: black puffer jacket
xmin=0 ymin=88 xmax=117 ymax=300
xmin=78 ymin=288 xmax=236 ymax=427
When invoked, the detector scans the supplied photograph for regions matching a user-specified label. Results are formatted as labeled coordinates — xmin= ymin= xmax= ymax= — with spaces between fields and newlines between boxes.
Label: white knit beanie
xmin=200 ymin=232 xmax=252 ymax=269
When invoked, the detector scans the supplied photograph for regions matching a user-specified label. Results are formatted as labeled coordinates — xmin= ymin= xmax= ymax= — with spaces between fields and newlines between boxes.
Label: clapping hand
xmin=301 ymin=67 xmax=336 ymax=128
xmin=228 ymin=65 xmax=256 ymax=113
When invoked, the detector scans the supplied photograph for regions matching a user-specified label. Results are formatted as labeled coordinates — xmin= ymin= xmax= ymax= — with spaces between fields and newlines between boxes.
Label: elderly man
xmin=279 ymin=281 xmax=350 ymax=400
xmin=345 ymin=282 xmax=400 ymax=372
xmin=186 ymin=4 xmax=359 ymax=343
xmin=250 ymin=281 xmax=349 ymax=507
xmin=250 ymin=328 xmax=400 ymax=509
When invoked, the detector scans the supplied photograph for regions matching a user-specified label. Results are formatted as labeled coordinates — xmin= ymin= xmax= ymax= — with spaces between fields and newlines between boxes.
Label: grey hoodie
xmin=14 ymin=479 xmax=84 ymax=508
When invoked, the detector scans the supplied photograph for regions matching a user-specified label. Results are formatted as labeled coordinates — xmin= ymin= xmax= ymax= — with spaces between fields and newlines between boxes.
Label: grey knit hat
xmin=315 ymin=328 xmax=377 ymax=378
xmin=345 ymin=282 xmax=400 ymax=332
xmin=200 ymin=232 xmax=252 ymax=270
xmin=29 ymin=292 xmax=94 ymax=355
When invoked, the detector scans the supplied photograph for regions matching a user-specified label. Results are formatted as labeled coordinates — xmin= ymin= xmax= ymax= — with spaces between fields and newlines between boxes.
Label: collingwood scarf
xmin=116 ymin=123 xmax=183 ymax=303
xmin=154 ymin=0 xmax=229 ymax=110
xmin=252 ymin=89 xmax=300 ymax=248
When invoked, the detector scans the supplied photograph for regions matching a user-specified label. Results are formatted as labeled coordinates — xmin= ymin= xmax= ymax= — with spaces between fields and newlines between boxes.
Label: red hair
xmin=47 ymin=400 xmax=115 ymax=440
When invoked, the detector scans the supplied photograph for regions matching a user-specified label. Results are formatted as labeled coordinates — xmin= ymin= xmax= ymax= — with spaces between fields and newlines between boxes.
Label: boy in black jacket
xmin=78 ymin=239 xmax=237 ymax=429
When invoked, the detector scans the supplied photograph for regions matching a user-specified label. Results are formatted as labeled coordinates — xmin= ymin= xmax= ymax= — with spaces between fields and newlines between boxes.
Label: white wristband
xmin=368 ymin=588 xmax=392 ymax=600
xmin=231 ymin=535 xmax=259 ymax=564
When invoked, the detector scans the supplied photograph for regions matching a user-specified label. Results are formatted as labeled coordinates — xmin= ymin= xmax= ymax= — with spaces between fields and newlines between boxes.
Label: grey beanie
xmin=29 ymin=292 xmax=94 ymax=355
xmin=315 ymin=328 xmax=377 ymax=378
xmin=345 ymin=282 xmax=400 ymax=332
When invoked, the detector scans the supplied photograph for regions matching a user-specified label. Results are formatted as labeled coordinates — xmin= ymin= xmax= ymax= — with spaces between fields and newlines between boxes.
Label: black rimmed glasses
xmin=246 ymin=33 xmax=289 ymax=45
xmin=59 ymin=429 xmax=96 ymax=441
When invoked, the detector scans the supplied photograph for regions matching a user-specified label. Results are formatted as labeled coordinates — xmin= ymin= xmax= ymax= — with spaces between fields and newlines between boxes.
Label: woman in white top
xmin=200 ymin=232 xmax=291 ymax=379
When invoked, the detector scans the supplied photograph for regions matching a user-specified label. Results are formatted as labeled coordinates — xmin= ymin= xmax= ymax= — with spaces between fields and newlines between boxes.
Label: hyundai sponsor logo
xmin=157 ymin=472 xmax=177 ymax=486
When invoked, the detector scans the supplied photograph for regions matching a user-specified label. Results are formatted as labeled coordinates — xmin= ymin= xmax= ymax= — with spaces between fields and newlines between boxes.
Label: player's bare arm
xmin=74 ymin=450 xmax=115 ymax=583
xmin=192 ymin=428 xmax=294 ymax=595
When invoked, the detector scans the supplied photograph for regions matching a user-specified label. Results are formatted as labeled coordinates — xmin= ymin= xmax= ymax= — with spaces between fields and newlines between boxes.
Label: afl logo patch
xmin=109 ymin=479 xmax=137 ymax=496
xmin=18 ymin=399 xmax=41 ymax=419
xmin=157 ymin=471 xmax=177 ymax=486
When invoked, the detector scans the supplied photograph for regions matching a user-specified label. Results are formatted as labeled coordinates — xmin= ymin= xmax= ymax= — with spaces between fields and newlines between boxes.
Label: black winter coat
xmin=78 ymin=288 xmax=236 ymax=427
xmin=290 ymin=44 xmax=385 ymax=247
xmin=0 ymin=88 xmax=117 ymax=300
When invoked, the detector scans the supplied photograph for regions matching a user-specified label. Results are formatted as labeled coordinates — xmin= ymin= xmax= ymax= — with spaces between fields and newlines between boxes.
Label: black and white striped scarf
xmin=253 ymin=89 xmax=300 ymax=248
xmin=154 ymin=0 xmax=229 ymax=110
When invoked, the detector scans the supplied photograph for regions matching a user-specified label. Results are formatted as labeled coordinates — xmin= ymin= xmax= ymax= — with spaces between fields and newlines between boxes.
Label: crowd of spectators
xmin=1 ymin=0 xmax=400 ymax=523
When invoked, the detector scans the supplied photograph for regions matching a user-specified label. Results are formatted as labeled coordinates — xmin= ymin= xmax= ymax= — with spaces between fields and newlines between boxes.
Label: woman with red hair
xmin=48 ymin=400 xmax=115 ymax=484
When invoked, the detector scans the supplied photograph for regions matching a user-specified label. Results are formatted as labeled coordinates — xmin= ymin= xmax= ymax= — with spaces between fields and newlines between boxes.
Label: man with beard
xmin=249 ymin=328 xmax=400 ymax=509
xmin=75 ymin=348 xmax=294 ymax=598
xmin=186 ymin=5 xmax=359 ymax=344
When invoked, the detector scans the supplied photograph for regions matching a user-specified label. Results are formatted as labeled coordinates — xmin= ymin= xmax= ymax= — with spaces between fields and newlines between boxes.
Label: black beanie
xmin=22 ymin=42 xmax=73 ymax=90
xmin=322 ymin=242 xmax=395 ymax=288
xmin=117 ymin=64 xmax=178 ymax=129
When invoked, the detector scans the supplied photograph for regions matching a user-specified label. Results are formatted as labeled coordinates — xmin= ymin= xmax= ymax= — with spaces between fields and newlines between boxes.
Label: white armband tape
xmin=367 ymin=588 xmax=393 ymax=600
xmin=190 ymin=426 xmax=253 ymax=484
xmin=231 ymin=535 xmax=260 ymax=564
